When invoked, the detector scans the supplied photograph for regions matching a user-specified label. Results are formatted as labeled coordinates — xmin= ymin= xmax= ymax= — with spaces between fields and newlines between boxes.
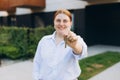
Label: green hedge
xmin=0 ymin=26 xmax=54 ymax=59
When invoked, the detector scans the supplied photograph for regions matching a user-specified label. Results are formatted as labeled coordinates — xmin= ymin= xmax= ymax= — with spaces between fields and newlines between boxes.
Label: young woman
xmin=33 ymin=9 xmax=88 ymax=80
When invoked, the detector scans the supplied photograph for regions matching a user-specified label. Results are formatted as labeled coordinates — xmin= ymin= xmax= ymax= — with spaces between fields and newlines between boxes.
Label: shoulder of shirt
xmin=37 ymin=34 xmax=53 ymax=45
xmin=41 ymin=35 xmax=53 ymax=41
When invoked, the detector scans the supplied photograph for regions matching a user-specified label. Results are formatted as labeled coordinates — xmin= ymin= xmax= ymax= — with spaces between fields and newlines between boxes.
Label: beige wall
xmin=41 ymin=0 xmax=88 ymax=12
xmin=0 ymin=11 xmax=8 ymax=17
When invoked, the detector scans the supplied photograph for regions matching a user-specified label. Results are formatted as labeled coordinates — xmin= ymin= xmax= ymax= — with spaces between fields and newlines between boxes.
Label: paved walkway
xmin=88 ymin=45 xmax=120 ymax=57
xmin=0 ymin=45 xmax=120 ymax=80
xmin=88 ymin=62 xmax=120 ymax=80
xmin=0 ymin=60 xmax=33 ymax=80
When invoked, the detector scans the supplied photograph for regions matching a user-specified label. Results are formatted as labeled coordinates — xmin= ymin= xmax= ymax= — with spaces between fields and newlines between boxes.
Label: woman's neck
xmin=55 ymin=33 xmax=64 ymax=45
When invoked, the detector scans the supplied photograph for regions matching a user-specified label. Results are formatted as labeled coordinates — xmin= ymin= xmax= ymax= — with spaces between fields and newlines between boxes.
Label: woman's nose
xmin=60 ymin=21 xmax=64 ymax=25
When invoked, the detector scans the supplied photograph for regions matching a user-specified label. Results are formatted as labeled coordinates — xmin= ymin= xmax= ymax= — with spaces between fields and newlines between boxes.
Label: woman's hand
xmin=64 ymin=31 xmax=82 ymax=55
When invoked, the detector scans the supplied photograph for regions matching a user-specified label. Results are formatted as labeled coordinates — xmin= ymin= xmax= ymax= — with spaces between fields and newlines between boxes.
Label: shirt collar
xmin=51 ymin=31 xmax=65 ymax=44
xmin=51 ymin=31 xmax=56 ymax=41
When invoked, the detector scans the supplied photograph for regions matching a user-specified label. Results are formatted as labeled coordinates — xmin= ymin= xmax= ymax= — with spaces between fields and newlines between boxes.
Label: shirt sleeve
xmin=33 ymin=40 xmax=42 ymax=80
xmin=72 ymin=36 xmax=88 ymax=60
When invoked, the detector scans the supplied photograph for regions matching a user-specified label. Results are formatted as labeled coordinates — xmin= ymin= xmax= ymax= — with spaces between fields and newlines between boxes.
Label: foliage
xmin=0 ymin=46 xmax=19 ymax=59
xmin=0 ymin=26 xmax=54 ymax=59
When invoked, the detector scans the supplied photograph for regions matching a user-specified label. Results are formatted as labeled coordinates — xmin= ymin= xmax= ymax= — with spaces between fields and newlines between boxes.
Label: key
xmin=64 ymin=37 xmax=67 ymax=48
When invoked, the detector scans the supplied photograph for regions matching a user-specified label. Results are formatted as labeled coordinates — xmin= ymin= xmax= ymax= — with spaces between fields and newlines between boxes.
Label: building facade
xmin=0 ymin=0 xmax=120 ymax=46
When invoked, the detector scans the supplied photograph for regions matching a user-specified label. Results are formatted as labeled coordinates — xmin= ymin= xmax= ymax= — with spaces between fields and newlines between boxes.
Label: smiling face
xmin=54 ymin=13 xmax=72 ymax=37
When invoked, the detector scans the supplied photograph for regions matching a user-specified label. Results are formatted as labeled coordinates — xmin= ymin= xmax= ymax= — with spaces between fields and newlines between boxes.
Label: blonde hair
xmin=54 ymin=9 xmax=72 ymax=21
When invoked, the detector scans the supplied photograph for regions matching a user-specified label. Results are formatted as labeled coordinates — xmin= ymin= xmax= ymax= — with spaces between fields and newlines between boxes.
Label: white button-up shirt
xmin=33 ymin=32 xmax=87 ymax=80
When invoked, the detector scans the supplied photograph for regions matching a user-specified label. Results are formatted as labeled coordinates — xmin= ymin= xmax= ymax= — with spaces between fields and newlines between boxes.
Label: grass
xmin=78 ymin=51 xmax=120 ymax=80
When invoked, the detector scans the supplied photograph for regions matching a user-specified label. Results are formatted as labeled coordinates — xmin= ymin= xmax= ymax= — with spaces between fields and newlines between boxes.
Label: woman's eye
xmin=63 ymin=20 xmax=68 ymax=23
xmin=56 ymin=19 xmax=61 ymax=22
xmin=56 ymin=19 xmax=69 ymax=23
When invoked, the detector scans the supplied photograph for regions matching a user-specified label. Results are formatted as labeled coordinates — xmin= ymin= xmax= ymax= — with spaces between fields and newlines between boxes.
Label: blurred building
xmin=0 ymin=0 xmax=120 ymax=46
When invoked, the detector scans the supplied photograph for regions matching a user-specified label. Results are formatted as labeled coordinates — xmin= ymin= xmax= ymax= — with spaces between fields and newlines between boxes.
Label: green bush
xmin=0 ymin=26 xmax=54 ymax=59
xmin=0 ymin=46 xmax=19 ymax=59
xmin=0 ymin=27 xmax=12 ymax=46
xmin=9 ymin=27 xmax=29 ymax=59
